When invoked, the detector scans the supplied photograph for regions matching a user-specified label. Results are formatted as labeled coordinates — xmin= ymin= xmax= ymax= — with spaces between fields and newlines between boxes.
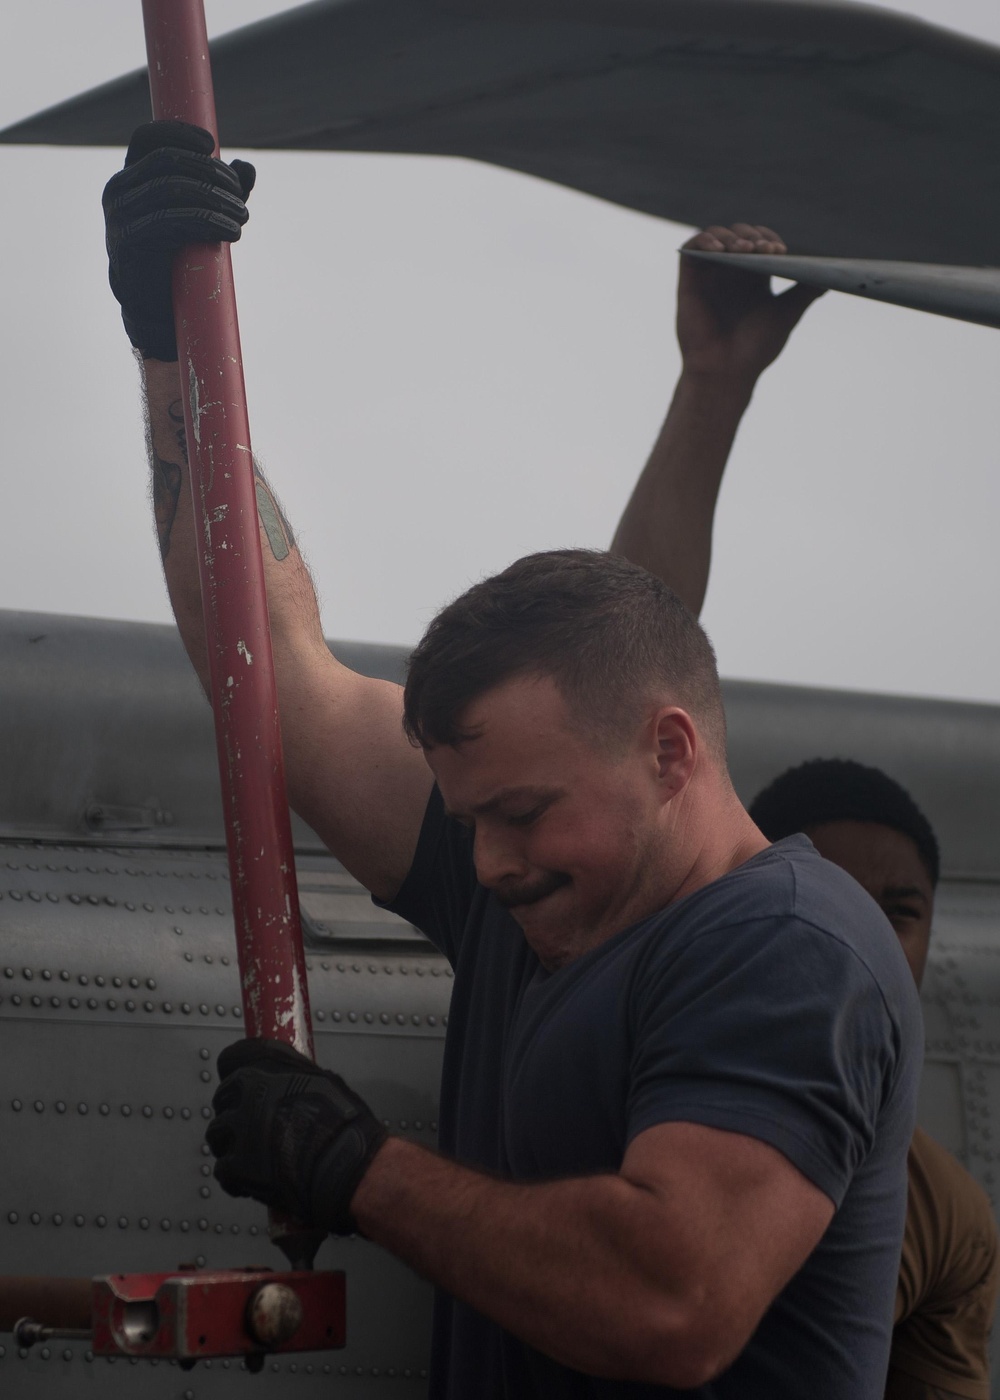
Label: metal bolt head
xmin=246 ymin=1281 xmax=304 ymax=1347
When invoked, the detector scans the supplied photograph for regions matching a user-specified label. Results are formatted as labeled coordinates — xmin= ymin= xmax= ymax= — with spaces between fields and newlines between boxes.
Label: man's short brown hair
xmin=403 ymin=549 xmax=727 ymax=758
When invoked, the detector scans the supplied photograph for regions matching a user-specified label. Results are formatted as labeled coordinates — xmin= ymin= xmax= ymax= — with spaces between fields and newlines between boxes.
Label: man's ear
xmin=652 ymin=707 xmax=698 ymax=802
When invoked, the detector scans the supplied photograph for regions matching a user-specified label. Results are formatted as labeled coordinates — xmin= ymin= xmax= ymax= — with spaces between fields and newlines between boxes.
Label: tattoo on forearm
xmin=167 ymin=399 xmax=189 ymax=464
xmin=254 ymin=473 xmax=296 ymax=562
xmin=152 ymin=454 xmax=182 ymax=559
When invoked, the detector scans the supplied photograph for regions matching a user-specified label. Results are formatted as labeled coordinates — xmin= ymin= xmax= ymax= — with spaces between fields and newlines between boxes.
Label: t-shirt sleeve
xmin=626 ymin=914 xmax=900 ymax=1207
xmin=889 ymin=1128 xmax=1000 ymax=1399
xmin=374 ymin=785 xmax=478 ymax=965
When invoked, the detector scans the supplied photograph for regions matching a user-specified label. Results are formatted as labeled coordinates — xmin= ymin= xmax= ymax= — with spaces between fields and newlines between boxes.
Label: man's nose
xmin=473 ymin=825 xmax=528 ymax=889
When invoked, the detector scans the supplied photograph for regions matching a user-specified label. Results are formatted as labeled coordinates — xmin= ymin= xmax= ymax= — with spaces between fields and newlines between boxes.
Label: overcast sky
xmin=2 ymin=0 xmax=999 ymax=706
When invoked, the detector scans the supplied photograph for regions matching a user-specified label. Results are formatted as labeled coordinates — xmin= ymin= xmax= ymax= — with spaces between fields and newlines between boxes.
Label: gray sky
xmin=2 ymin=0 xmax=999 ymax=705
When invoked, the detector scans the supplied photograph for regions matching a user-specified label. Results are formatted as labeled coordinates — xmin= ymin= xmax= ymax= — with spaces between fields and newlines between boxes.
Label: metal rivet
xmin=428 ymin=1015 xmax=437 ymax=1026
xmin=22 ymin=969 xmax=33 ymax=982
xmin=199 ymin=1071 xmax=212 ymax=1084
xmin=74 ymin=1214 xmax=84 ymax=1226
xmin=143 ymin=903 xmax=153 ymax=913
xmin=221 ymin=956 xmax=230 ymax=966
xmin=146 ymin=978 xmax=156 ymax=990
xmin=412 ymin=1015 xmax=421 ymax=1025
xmin=96 ymin=1215 xmax=106 ymax=1228
xmin=33 ymin=1101 xmax=44 ymax=1113
xmin=6 ymin=1212 xmax=16 ymax=1224
xmin=364 ymin=1012 xmax=374 ymax=1024
xmin=180 ymin=1220 xmax=190 ymax=1232
xmin=106 ymin=999 xmax=117 ymax=1011
xmin=317 ymin=1010 xmax=326 ymax=1022
xmin=184 ymin=952 xmax=193 ymax=963
xmin=204 ymin=955 xmax=213 ymax=965
xmin=198 ymin=1219 xmax=208 ymax=1231
xmin=129 ymin=977 xmax=139 ymax=989
xmin=144 ymin=1001 xmax=154 ymax=1012
xmin=163 ymin=1002 xmax=173 ymax=1014
xmin=249 ymin=1224 xmax=259 ymax=1236
xmin=380 ymin=1012 xmax=390 ymax=1024
xmin=11 ymin=1100 xmax=21 ymax=1112
xmin=200 ymin=1186 xmax=211 ymax=1199
xmin=160 ymin=1219 xmax=171 ymax=1231
xmin=55 ymin=1101 xmax=66 ymax=1114
xmin=30 ymin=995 xmax=42 ymax=1007
xmin=201 ymin=1107 xmax=212 ymax=1120
xmin=199 ymin=1004 xmax=209 ymax=1015
xmin=2 ymin=969 xmax=11 ymax=979
xmin=181 ymin=1003 xmax=191 ymax=1014
xmin=11 ymin=995 xmax=21 ymax=1007
xmin=396 ymin=1014 xmax=405 ymax=1025
xmin=348 ymin=1012 xmax=357 ymax=1023
xmin=112 ymin=977 xmax=122 ymax=989
xmin=164 ymin=1107 xmax=174 ymax=1119
xmin=121 ymin=1105 xmax=131 ymax=1118
xmin=95 ymin=976 xmax=105 ymax=988
xmin=215 ymin=1004 xmax=225 ymax=1016
xmin=78 ymin=974 xmax=88 ymax=986
xmin=118 ymin=1216 xmax=128 ymax=1229
xmin=233 ymin=1008 xmax=242 ymax=1018
xmin=142 ymin=1106 xmax=153 ymax=1118
xmin=41 ymin=969 xmax=51 ymax=981
xmin=139 ymin=1217 xmax=149 ymax=1230
xmin=181 ymin=1108 xmax=191 ymax=1120
xmin=86 ymin=998 xmax=97 ymax=1010
xmin=214 ymin=1223 xmax=224 ymax=1234
xmin=201 ymin=1164 xmax=212 ymax=1178
xmin=40 ymin=1346 xmax=50 ymax=1359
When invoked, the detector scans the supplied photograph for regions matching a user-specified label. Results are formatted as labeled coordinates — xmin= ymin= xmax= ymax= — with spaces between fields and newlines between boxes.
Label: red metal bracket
xmin=91 ymin=1268 xmax=345 ymax=1360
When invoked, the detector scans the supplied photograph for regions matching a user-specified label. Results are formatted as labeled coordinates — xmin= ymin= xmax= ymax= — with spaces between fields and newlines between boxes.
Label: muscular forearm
xmin=352 ymin=1138 xmax=729 ymax=1387
xmin=610 ymin=369 xmax=755 ymax=617
xmin=141 ymin=356 xmax=328 ymax=691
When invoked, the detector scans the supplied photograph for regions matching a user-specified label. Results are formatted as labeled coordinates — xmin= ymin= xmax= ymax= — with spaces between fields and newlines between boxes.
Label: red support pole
xmin=140 ymin=0 xmax=314 ymax=1061
xmin=141 ymin=0 xmax=323 ymax=1269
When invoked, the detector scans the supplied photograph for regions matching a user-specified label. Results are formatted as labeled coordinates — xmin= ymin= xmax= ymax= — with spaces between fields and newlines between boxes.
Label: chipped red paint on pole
xmin=141 ymin=0 xmax=314 ymax=1059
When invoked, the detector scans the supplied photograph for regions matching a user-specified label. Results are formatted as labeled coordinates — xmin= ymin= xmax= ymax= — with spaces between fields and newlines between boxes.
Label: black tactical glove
xmin=102 ymin=120 xmax=256 ymax=361
xmin=206 ymin=1038 xmax=387 ymax=1236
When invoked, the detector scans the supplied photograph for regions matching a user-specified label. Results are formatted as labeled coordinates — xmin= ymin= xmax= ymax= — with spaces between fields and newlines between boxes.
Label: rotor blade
xmin=684 ymin=252 xmax=1000 ymax=330
xmin=4 ymin=0 xmax=1000 ymax=266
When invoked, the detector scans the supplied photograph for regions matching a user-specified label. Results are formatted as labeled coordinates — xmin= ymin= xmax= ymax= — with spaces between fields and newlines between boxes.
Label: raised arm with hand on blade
xmin=611 ymin=223 xmax=823 ymax=614
xmin=104 ymin=122 xmax=433 ymax=901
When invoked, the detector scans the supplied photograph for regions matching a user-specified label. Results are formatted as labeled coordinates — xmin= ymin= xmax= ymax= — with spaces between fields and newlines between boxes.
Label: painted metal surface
xmin=1 ymin=609 xmax=999 ymax=1392
xmin=144 ymin=0 xmax=313 ymax=1057
xmin=91 ymin=1268 xmax=345 ymax=1358
xmin=4 ymin=0 xmax=1000 ymax=266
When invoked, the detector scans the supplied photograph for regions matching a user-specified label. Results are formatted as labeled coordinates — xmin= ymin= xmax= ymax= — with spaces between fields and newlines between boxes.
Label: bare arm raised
xmin=611 ymin=223 xmax=823 ymax=614
xmin=108 ymin=124 xmax=431 ymax=900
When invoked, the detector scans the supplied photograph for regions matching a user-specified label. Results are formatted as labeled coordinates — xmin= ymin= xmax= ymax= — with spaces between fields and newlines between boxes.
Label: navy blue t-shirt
xmin=383 ymin=788 xmax=922 ymax=1398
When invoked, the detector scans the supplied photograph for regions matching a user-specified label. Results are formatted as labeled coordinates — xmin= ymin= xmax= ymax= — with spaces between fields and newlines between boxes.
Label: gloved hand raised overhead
xmin=102 ymin=120 xmax=256 ymax=362
xmin=206 ymin=1038 xmax=387 ymax=1236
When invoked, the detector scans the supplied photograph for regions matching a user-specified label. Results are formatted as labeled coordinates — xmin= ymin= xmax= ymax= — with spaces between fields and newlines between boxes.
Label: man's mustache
xmin=493 ymin=870 xmax=571 ymax=909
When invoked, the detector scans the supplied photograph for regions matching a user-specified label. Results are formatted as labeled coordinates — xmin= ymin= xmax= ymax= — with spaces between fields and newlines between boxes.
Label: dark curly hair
xmin=403 ymin=549 xmax=726 ymax=759
xmin=749 ymin=758 xmax=940 ymax=887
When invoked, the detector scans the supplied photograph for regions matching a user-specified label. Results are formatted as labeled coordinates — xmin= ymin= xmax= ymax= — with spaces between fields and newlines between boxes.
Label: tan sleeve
xmin=888 ymin=1128 xmax=999 ymax=1400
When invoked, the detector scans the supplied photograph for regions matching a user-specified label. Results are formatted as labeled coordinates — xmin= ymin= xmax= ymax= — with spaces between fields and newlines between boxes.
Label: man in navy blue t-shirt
xmin=109 ymin=129 xmax=920 ymax=1398
xmin=203 ymin=547 xmax=920 ymax=1397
